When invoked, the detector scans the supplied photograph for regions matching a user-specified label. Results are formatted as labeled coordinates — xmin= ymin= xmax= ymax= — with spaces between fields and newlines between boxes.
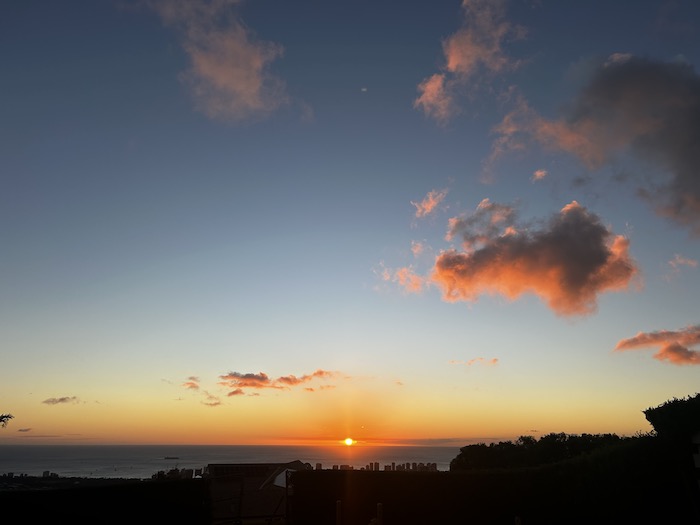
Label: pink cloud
xmin=531 ymin=169 xmax=548 ymax=182
xmin=415 ymin=0 xmax=522 ymax=122
xmin=411 ymin=241 xmax=425 ymax=257
xmin=670 ymin=254 xmax=699 ymax=269
xmin=432 ymin=201 xmax=639 ymax=316
xmin=182 ymin=376 xmax=200 ymax=390
xmin=443 ymin=0 xmax=518 ymax=77
xmin=414 ymin=74 xmax=455 ymax=123
xmin=393 ymin=267 xmax=426 ymax=293
xmin=615 ymin=325 xmax=700 ymax=365
xmin=665 ymin=253 xmax=698 ymax=281
xmin=411 ymin=189 xmax=448 ymax=218
xmin=489 ymin=57 xmax=700 ymax=234
xmin=219 ymin=371 xmax=277 ymax=389
xmin=275 ymin=369 xmax=336 ymax=387
xmin=149 ymin=0 xmax=287 ymax=121
xmin=451 ymin=357 xmax=499 ymax=366
xmin=227 ymin=388 xmax=245 ymax=397
xmin=219 ymin=369 xmax=341 ymax=396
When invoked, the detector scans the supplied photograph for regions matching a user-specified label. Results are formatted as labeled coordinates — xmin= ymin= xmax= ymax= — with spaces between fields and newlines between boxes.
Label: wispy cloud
xmin=382 ymin=265 xmax=426 ymax=294
xmin=489 ymin=56 xmax=700 ymax=234
xmin=42 ymin=396 xmax=79 ymax=405
xmin=615 ymin=325 xmax=700 ymax=365
xmin=219 ymin=369 xmax=341 ymax=396
xmin=665 ymin=253 xmax=698 ymax=280
xmin=414 ymin=0 xmax=523 ymax=123
xmin=669 ymin=254 xmax=699 ymax=269
xmin=411 ymin=241 xmax=425 ymax=257
xmin=432 ymin=200 xmax=639 ymax=316
xmin=182 ymin=376 xmax=200 ymax=390
xmin=149 ymin=0 xmax=287 ymax=121
xmin=411 ymin=189 xmax=449 ymax=218
xmin=201 ymin=391 xmax=222 ymax=406
xmin=450 ymin=357 xmax=499 ymax=366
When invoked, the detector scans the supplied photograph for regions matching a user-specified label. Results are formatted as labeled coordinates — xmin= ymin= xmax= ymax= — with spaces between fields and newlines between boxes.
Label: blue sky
xmin=2 ymin=0 xmax=700 ymax=445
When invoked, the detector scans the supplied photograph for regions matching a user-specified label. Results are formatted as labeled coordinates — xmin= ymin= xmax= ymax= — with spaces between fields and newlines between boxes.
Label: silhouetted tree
xmin=0 ymin=414 xmax=12 ymax=428
xmin=451 ymin=432 xmax=623 ymax=471
xmin=643 ymin=392 xmax=700 ymax=440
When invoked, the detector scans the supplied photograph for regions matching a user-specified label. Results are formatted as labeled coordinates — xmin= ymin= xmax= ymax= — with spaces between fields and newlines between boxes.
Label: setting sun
xmin=344 ymin=438 xmax=354 ymax=446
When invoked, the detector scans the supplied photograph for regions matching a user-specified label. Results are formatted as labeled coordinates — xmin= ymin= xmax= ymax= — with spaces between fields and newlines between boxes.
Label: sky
xmin=2 ymin=0 xmax=700 ymax=447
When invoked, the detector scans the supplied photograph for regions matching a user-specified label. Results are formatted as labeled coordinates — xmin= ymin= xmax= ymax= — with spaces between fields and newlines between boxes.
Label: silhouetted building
xmin=206 ymin=460 xmax=311 ymax=524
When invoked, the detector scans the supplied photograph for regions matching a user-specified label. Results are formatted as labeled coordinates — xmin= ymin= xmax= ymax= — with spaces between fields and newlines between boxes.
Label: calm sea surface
xmin=0 ymin=445 xmax=460 ymax=479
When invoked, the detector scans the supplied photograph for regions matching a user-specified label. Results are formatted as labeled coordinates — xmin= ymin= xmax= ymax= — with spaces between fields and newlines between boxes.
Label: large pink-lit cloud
xmin=219 ymin=369 xmax=340 ymax=396
xmin=490 ymin=56 xmax=700 ymax=234
xmin=149 ymin=0 xmax=287 ymax=121
xmin=614 ymin=325 xmax=700 ymax=365
xmin=415 ymin=0 xmax=522 ymax=122
xmin=432 ymin=201 xmax=639 ymax=316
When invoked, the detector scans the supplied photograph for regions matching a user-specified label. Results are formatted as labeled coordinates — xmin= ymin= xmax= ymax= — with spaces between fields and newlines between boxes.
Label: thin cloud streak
xmin=669 ymin=253 xmax=698 ymax=270
xmin=450 ymin=357 xmax=499 ymax=366
xmin=615 ymin=325 xmax=700 ymax=365
xmin=665 ymin=253 xmax=698 ymax=281
xmin=219 ymin=369 xmax=341 ymax=396
xmin=42 ymin=397 xmax=79 ymax=405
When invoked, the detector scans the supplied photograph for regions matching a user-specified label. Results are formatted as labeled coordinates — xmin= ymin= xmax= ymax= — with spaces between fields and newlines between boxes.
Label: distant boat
xmin=164 ymin=456 xmax=180 ymax=460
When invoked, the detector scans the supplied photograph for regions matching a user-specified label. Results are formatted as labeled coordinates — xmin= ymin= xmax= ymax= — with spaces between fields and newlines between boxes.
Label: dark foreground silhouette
xmin=2 ymin=434 xmax=698 ymax=525
xmin=2 ymin=394 xmax=699 ymax=524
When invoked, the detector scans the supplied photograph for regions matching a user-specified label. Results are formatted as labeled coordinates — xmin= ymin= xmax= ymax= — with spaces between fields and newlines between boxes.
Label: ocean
xmin=0 ymin=445 xmax=461 ymax=479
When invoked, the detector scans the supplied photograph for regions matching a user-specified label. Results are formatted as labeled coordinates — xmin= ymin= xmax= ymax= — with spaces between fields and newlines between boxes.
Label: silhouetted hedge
xmin=289 ymin=435 xmax=700 ymax=524
xmin=450 ymin=432 xmax=625 ymax=471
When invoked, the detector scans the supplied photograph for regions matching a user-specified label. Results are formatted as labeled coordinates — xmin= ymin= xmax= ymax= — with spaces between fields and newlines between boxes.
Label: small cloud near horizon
xmin=450 ymin=357 xmax=499 ymax=366
xmin=201 ymin=391 xmax=222 ymax=406
xmin=219 ymin=369 xmax=341 ymax=396
xmin=42 ymin=396 xmax=79 ymax=405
